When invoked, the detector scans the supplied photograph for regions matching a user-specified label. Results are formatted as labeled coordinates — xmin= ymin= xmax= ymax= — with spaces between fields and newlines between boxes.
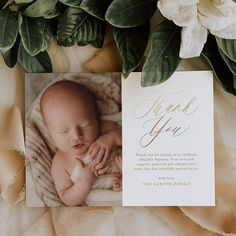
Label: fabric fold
xmin=0 ymin=105 xmax=25 ymax=154
xmin=153 ymin=207 xmax=221 ymax=236
xmin=0 ymin=148 xmax=25 ymax=203
xmin=180 ymin=121 xmax=236 ymax=235
xmin=23 ymin=210 xmax=56 ymax=236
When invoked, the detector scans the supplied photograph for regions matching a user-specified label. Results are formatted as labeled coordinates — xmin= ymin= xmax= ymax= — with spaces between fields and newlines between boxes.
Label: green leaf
xmin=58 ymin=0 xmax=81 ymax=7
xmin=218 ymin=47 xmax=236 ymax=75
xmin=18 ymin=43 xmax=52 ymax=72
xmin=76 ymin=15 xmax=106 ymax=48
xmin=41 ymin=22 xmax=53 ymax=51
xmin=201 ymin=35 xmax=236 ymax=96
xmin=113 ymin=23 xmax=150 ymax=77
xmin=15 ymin=0 xmax=34 ymax=3
xmin=0 ymin=9 xmax=19 ymax=53
xmin=24 ymin=0 xmax=58 ymax=17
xmin=44 ymin=3 xmax=60 ymax=19
xmin=105 ymin=0 xmax=157 ymax=28
xmin=80 ymin=0 xmax=112 ymax=20
xmin=19 ymin=16 xmax=45 ymax=56
xmin=216 ymin=37 xmax=236 ymax=63
xmin=18 ymin=13 xmax=23 ymax=28
xmin=2 ymin=35 xmax=20 ymax=68
xmin=141 ymin=20 xmax=181 ymax=87
xmin=57 ymin=7 xmax=86 ymax=46
xmin=57 ymin=7 xmax=105 ymax=48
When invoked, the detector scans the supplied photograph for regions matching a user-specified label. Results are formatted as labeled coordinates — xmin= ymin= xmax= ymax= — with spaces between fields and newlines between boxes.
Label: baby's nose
xmin=71 ymin=129 xmax=83 ymax=140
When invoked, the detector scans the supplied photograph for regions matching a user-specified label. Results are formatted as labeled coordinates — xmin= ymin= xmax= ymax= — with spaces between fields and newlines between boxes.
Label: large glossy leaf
xmin=44 ymin=3 xmax=61 ymax=19
xmin=18 ymin=43 xmax=52 ymax=72
xmin=57 ymin=7 xmax=105 ymax=48
xmin=24 ymin=0 xmax=58 ymax=17
xmin=216 ymin=37 xmax=236 ymax=63
xmin=80 ymin=0 xmax=112 ymax=20
xmin=0 ymin=9 xmax=18 ymax=53
xmin=59 ymin=0 xmax=81 ymax=7
xmin=218 ymin=47 xmax=236 ymax=75
xmin=142 ymin=21 xmax=181 ymax=87
xmin=19 ymin=16 xmax=45 ymax=56
xmin=2 ymin=35 xmax=20 ymax=68
xmin=201 ymin=35 xmax=236 ymax=96
xmin=113 ymin=23 xmax=150 ymax=77
xmin=105 ymin=0 xmax=156 ymax=28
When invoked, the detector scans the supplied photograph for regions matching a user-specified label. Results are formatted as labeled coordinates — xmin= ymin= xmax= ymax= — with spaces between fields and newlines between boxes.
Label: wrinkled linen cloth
xmin=0 ymin=37 xmax=236 ymax=236
xmin=0 ymin=56 xmax=25 ymax=204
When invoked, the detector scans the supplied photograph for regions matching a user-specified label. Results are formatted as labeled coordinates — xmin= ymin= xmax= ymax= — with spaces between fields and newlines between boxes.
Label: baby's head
xmin=40 ymin=80 xmax=99 ymax=155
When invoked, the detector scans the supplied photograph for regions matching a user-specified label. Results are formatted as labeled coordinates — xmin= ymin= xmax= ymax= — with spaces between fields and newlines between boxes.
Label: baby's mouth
xmin=73 ymin=144 xmax=85 ymax=149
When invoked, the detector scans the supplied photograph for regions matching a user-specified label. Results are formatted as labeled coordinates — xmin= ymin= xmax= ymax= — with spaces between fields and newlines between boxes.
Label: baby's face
xmin=44 ymin=95 xmax=99 ymax=156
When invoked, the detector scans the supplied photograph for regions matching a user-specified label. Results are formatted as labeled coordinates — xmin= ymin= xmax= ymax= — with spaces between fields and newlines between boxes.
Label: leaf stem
xmin=3 ymin=0 xmax=14 ymax=9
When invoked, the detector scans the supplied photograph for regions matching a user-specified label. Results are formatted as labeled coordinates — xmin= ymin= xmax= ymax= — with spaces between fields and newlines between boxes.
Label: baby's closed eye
xmin=58 ymin=129 xmax=69 ymax=134
xmin=80 ymin=123 xmax=93 ymax=128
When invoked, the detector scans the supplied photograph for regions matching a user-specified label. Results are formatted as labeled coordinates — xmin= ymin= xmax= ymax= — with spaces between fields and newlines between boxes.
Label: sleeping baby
xmin=40 ymin=80 xmax=122 ymax=206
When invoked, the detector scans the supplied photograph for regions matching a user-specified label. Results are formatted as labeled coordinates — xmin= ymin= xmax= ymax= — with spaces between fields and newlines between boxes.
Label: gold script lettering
xmin=133 ymin=92 xmax=198 ymax=148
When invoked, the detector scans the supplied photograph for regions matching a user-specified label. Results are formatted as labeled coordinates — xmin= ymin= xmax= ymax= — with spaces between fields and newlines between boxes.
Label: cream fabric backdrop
xmin=0 ymin=11 xmax=236 ymax=236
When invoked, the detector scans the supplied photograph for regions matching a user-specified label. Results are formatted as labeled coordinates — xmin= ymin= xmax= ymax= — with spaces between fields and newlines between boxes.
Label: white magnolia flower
xmin=157 ymin=0 xmax=236 ymax=58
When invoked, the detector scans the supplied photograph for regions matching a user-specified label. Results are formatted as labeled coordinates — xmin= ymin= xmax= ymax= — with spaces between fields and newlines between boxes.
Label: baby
xmin=40 ymin=80 xmax=122 ymax=206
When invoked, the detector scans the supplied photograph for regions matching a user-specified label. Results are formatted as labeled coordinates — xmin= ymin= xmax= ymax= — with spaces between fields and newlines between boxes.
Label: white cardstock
xmin=122 ymin=71 xmax=215 ymax=206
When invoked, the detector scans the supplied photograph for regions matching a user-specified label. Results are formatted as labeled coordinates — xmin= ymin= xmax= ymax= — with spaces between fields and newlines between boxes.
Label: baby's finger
xmin=115 ymin=156 xmax=122 ymax=171
xmin=97 ymin=165 xmax=110 ymax=175
xmin=112 ymin=177 xmax=120 ymax=183
xmin=96 ymin=148 xmax=105 ymax=164
xmin=113 ymin=185 xmax=121 ymax=192
xmin=89 ymin=145 xmax=101 ymax=161
xmin=118 ymin=155 xmax=122 ymax=162
xmin=95 ymin=148 xmax=109 ymax=170
xmin=88 ymin=143 xmax=97 ymax=155
xmin=94 ymin=170 xmax=99 ymax=178
xmin=115 ymin=155 xmax=119 ymax=164
xmin=89 ymin=159 xmax=98 ymax=172
xmin=88 ymin=143 xmax=100 ymax=158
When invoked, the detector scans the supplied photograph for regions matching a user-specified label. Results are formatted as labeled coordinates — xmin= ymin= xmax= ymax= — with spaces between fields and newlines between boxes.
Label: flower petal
xmin=199 ymin=0 xmax=236 ymax=32
xmin=180 ymin=19 xmax=208 ymax=58
xmin=211 ymin=22 xmax=236 ymax=38
xmin=157 ymin=0 xmax=198 ymax=27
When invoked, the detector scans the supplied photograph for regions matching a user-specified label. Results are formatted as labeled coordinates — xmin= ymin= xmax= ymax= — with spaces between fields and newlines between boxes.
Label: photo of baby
xmin=26 ymin=73 xmax=122 ymax=207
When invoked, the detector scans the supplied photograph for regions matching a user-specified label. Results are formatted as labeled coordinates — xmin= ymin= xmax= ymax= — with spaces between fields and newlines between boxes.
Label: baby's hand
xmin=91 ymin=163 xmax=111 ymax=178
xmin=115 ymin=155 xmax=122 ymax=173
xmin=112 ymin=175 xmax=122 ymax=192
xmin=88 ymin=133 xmax=115 ymax=171
xmin=75 ymin=159 xmax=96 ymax=185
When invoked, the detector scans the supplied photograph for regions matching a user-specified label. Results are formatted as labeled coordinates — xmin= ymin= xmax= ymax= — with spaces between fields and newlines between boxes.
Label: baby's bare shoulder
xmin=51 ymin=151 xmax=74 ymax=195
